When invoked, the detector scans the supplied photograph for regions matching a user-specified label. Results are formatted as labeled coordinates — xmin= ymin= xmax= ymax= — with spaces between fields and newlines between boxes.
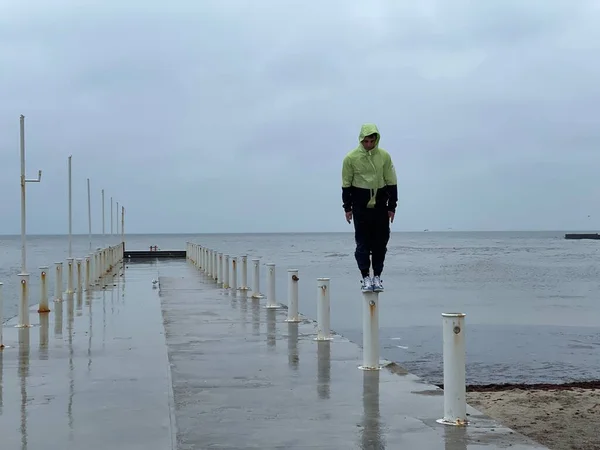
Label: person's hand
xmin=388 ymin=211 xmax=395 ymax=223
xmin=345 ymin=211 xmax=352 ymax=223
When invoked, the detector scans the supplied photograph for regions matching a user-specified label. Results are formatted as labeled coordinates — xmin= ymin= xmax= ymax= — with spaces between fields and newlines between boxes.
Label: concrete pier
xmin=0 ymin=260 xmax=548 ymax=449
xmin=0 ymin=265 xmax=175 ymax=450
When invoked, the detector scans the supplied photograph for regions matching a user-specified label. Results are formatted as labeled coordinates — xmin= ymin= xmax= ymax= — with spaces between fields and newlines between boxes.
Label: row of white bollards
xmin=8 ymin=242 xmax=126 ymax=329
xmin=185 ymin=242 xmax=468 ymax=427
xmin=186 ymin=243 xmax=333 ymax=339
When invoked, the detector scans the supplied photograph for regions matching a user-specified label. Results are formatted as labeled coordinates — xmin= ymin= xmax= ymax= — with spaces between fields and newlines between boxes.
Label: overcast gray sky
xmin=1 ymin=0 xmax=599 ymax=234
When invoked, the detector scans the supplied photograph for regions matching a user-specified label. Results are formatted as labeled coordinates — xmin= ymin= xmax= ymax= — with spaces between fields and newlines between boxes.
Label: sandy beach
xmin=467 ymin=383 xmax=600 ymax=450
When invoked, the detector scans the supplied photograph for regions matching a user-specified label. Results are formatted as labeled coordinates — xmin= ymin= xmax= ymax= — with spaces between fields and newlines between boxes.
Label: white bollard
xmin=224 ymin=255 xmax=230 ymax=289
xmin=315 ymin=278 xmax=332 ymax=341
xmin=76 ymin=258 xmax=83 ymax=293
xmin=38 ymin=266 xmax=50 ymax=313
xmin=285 ymin=269 xmax=300 ymax=323
xmin=437 ymin=313 xmax=468 ymax=426
xmin=95 ymin=250 xmax=101 ymax=283
xmin=55 ymin=262 xmax=63 ymax=301
xmin=17 ymin=273 xmax=31 ymax=328
xmin=85 ymin=256 xmax=91 ymax=289
xmin=100 ymin=250 xmax=105 ymax=278
xmin=213 ymin=251 xmax=218 ymax=281
xmin=251 ymin=258 xmax=263 ymax=298
xmin=217 ymin=253 xmax=223 ymax=285
xmin=100 ymin=250 xmax=104 ymax=277
xmin=239 ymin=255 xmax=249 ymax=291
xmin=231 ymin=257 xmax=238 ymax=294
xmin=207 ymin=250 xmax=212 ymax=277
xmin=66 ymin=257 xmax=74 ymax=294
xmin=359 ymin=292 xmax=380 ymax=370
xmin=0 ymin=282 xmax=3 ymax=347
xmin=265 ymin=263 xmax=279 ymax=309
xmin=97 ymin=247 xmax=102 ymax=280
xmin=93 ymin=252 xmax=98 ymax=284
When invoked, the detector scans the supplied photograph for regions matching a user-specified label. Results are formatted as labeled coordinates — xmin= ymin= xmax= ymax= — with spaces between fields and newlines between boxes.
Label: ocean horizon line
xmin=0 ymin=229 xmax=596 ymax=238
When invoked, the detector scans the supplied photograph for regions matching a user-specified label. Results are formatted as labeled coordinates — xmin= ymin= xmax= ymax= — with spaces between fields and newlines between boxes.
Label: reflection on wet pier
xmin=0 ymin=261 xmax=173 ymax=450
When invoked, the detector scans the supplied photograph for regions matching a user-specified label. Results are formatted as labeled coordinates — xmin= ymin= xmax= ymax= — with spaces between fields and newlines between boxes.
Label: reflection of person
xmin=341 ymin=123 xmax=398 ymax=292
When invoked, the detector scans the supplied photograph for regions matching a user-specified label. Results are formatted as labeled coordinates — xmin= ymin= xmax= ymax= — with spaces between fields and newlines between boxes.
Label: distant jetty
xmin=564 ymin=233 xmax=600 ymax=240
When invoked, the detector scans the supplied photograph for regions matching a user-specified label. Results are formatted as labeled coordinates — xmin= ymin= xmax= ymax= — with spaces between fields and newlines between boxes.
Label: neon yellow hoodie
xmin=341 ymin=123 xmax=398 ymax=212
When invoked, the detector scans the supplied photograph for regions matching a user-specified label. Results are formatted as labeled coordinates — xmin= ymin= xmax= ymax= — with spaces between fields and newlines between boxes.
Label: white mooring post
xmin=251 ymin=258 xmax=263 ymax=298
xmin=231 ymin=257 xmax=238 ymax=294
xmin=76 ymin=258 xmax=83 ymax=293
xmin=217 ymin=253 xmax=223 ymax=285
xmin=38 ymin=266 xmax=50 ymax=313
xmin=207 ymin=250 xmax=212 ymax=278
xmin=315 ymin=278 xmax=332 ymax=341
xmin=210 ymin=250 xmax=215 ymax=279
xmin=85 ymin=256 xmax=91 ymax=290
xmin=359 ymin=291 xmax=380 ymax=370
xmin=17 ymin=273 xmax=30 ymax=328
xmin=224 ymin=255 xmax=230 ymax=289
xmin=213 ymin=251 xmax=218 ymax=281
xmin=239 ymin=255 xmax=249 ymax=291
xmin=0 ymin=282 xmax=3 ymax=348
xmin=54 ymin=262 xmax=63 ymax=302
xmin=265 ymin=263 xmax=279 ymax=308
xmin=437 ymin=313 xmax=468 ymax=426
xmin=285 ymin=269 xmax=300 ymax=323
xmin=66 ymin=257 xmax=75 ymax=294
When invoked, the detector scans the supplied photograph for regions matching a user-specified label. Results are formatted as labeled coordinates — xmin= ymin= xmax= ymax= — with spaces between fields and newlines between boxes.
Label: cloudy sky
xmin=1 ymin=0 xmax=599 ymax=234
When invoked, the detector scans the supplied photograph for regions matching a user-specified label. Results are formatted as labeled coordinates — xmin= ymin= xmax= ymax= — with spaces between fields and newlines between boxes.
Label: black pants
xmin=353 ymin=207 xmax=390 ymax=277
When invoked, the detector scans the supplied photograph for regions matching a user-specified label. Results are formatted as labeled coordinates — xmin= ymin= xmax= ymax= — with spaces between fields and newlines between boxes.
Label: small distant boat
xmin=564 ymin=233 xmax=600 ymax=240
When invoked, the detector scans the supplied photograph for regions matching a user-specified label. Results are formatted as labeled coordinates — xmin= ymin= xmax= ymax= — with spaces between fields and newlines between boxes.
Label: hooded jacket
xmin=341 ymin=123 xmax=398 ymax=213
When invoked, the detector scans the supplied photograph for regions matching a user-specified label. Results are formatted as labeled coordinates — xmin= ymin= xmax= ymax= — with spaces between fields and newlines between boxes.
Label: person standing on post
xmin=341 ymin=123 xmax=398 ymax=292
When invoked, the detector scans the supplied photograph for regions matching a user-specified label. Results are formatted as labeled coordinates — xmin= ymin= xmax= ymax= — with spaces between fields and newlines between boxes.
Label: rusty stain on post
xmin=38 ymin=270 xmax=50 ymax=313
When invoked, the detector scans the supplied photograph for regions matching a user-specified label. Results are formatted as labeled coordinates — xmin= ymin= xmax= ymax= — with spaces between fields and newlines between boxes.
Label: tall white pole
xmin=20 ymin=115 xmax=27 ymax=274
xmin=68 ymin=155 xmax=72 ymax=258
xmin=116 ymin=201 xmax=119 ymax=235
xmin=121 ymin=206 xmax=125 ymax=246
xmin=101 ymin=189 xmax=105 ymax=247
xmin=87 ymin=178 xmax=92 ymax=251
xmin=18 ymin=114 xmax=41 ymax=328
xmin=110 ymin=196 xmax=113 ymax=237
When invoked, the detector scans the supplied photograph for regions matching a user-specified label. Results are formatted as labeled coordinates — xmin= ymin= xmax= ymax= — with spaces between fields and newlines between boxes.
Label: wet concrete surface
xmin=0 ymin=265 xmax=175 ymax=450
xmin=160 ymin=260 xmax=549 ymax=449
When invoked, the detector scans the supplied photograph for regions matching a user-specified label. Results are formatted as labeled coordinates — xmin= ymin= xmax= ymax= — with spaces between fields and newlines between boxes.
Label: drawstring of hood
xmin=357 ymin=123 xmax=381 ymax=208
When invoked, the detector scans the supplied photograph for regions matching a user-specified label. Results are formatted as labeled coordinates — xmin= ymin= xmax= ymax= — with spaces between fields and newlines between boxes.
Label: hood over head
xmin=358 ymin=123 xmax=380 ymax=150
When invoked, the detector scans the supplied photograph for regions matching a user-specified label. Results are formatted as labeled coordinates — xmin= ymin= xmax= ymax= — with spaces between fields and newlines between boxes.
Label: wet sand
xmin=467 ymin=383 xmax=600 ymax=450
